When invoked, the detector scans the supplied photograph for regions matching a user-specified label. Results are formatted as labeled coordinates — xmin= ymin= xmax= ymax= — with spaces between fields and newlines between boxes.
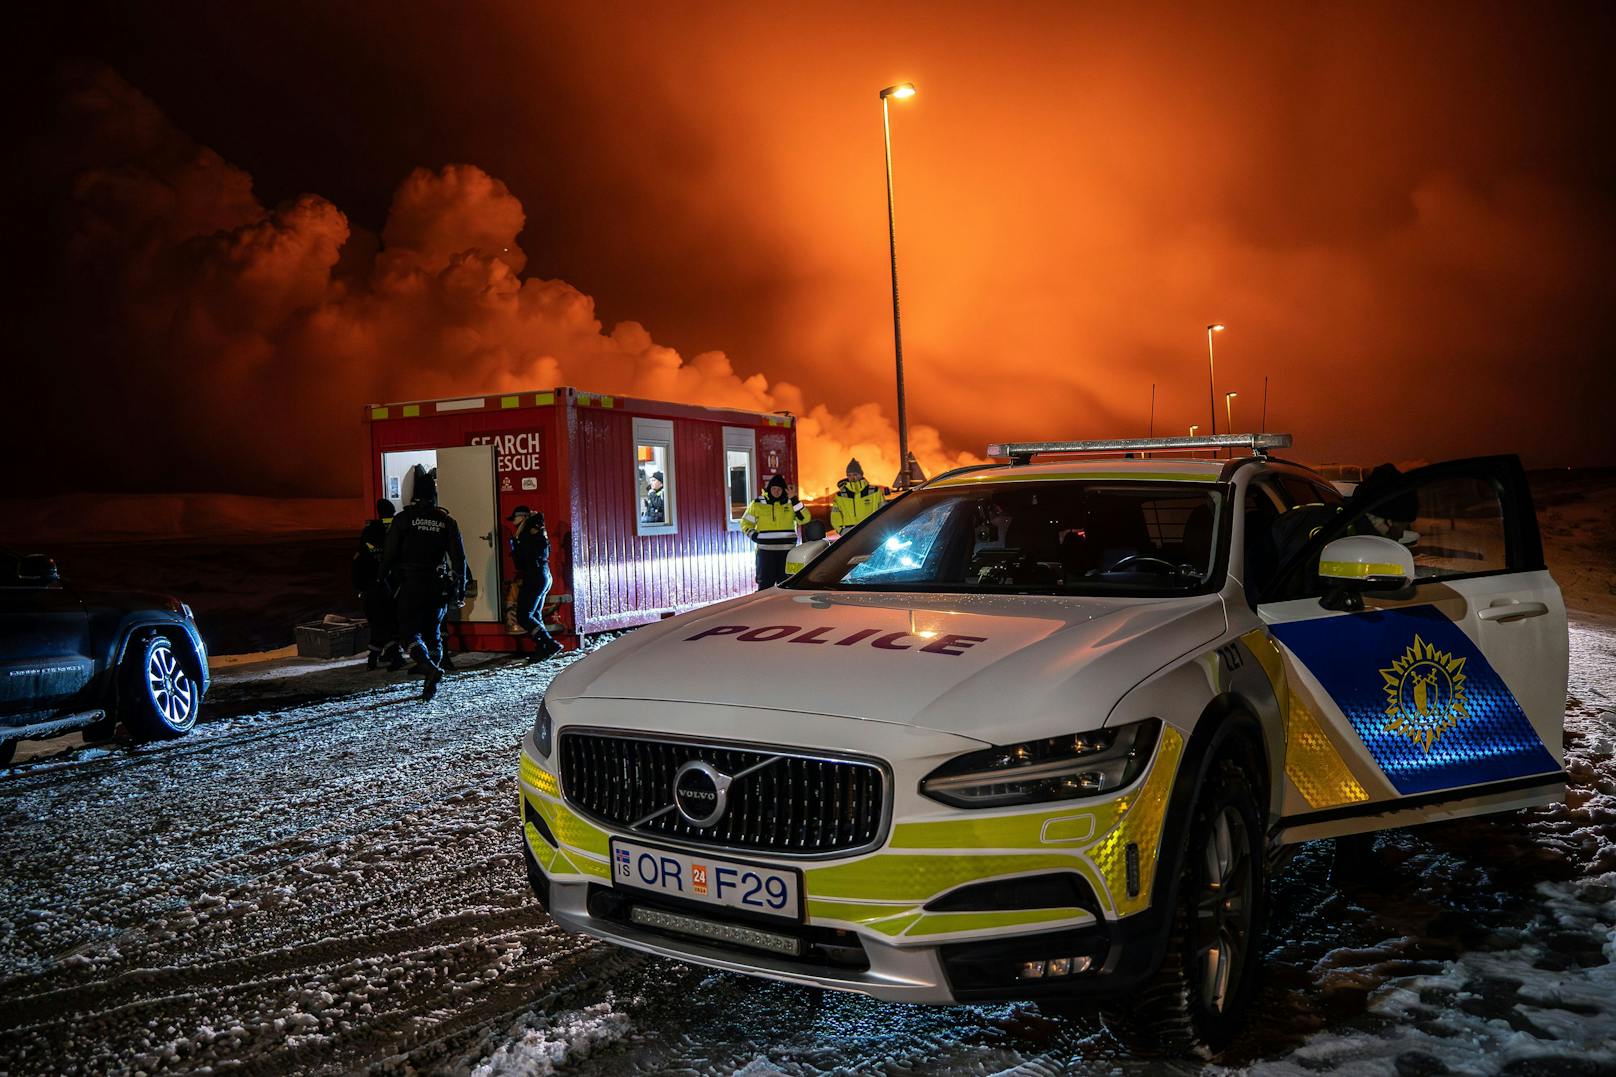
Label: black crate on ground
xmin=295 ymin=619 xmax=370 ymax=659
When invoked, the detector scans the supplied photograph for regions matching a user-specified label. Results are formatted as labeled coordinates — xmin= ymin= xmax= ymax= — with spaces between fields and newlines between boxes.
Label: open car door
xmin=1253 ymin=455 xmax=1567 ymax=842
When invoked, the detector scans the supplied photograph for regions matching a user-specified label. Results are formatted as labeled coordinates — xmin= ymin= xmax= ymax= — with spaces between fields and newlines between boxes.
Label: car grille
xmin=559 ymin=732 xmax=887 ymax=856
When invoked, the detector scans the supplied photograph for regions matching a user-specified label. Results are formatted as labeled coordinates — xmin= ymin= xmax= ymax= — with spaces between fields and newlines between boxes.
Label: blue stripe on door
xmin=1269 ymin=605 xmax=1555 ymax=795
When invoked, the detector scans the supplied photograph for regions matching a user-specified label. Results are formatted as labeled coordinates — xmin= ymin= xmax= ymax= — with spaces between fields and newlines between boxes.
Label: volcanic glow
xmin=7 ymin=4 xmax=1613 ymax=503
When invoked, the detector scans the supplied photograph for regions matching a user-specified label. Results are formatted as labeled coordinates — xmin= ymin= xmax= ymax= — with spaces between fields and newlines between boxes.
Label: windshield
xmin=792 ymin=480 xmax=1226 ymax=595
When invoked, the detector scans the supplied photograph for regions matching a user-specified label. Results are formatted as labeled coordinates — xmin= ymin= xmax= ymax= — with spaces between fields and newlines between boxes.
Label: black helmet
xmin=766 ymin=473 xmax=787 ymax=496
xmin=375 ymin=498 xmax=395 ymax=519
xmin=506 ymin=504 xmax=533 ymax=521
xmin=411 ymin=466 xmax=438 ymax=507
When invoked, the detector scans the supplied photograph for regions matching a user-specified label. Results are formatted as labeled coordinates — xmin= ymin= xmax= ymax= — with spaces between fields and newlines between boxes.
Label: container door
xmin=437 ymin=444 xmax=501 ymax=623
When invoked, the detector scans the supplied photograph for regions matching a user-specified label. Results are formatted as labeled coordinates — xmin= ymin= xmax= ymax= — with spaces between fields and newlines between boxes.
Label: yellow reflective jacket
xmin=830 ymin=479 xmax=884 ymax=531
xmin=742 ymin=497 xmax=809 ymax=551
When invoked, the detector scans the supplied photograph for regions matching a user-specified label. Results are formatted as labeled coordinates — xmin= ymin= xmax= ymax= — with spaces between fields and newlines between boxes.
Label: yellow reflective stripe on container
xmin=369 ymin=406 xmax=389 ymax=420
xmin=535 ymin=391 xmax=555 ymax=406
xmin=501 ymin=395 xmax=520 ymax=409
xmin=1079 ymin=725 xmax=1184 ymax=917
xmin=402 ymin=404 xmax=421 ymax=417
xmin=902 ymin=907 xmax=1089 ymax=937
xmin=1319 ymin=560 xmax=1405 ymax=578
xmin=932 ymin=471 xmax=1218 ymax=487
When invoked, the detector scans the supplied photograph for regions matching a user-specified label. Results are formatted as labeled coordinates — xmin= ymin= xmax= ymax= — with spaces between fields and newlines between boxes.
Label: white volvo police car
xmin=517 ymin=435 xmax=1567 ymax=1052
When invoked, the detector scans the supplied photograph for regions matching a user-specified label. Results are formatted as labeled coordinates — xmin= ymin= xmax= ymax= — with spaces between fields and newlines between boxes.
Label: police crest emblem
xmin=1380 ymin=633 xmax=1468 ymax=750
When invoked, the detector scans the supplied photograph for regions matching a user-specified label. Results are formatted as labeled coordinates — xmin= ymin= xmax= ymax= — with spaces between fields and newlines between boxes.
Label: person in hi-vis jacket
xmin=830 ymin=458 xmax=885 ymax=533
xmin=741 ymin=474 xmax=809 ymax=588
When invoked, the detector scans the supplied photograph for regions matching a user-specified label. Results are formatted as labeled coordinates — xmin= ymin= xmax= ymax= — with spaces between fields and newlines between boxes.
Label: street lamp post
xmin=881 ymin=81 xmax=916 ymax=487
xmin=1205 ymin=323 xmax=1225 ymax=436
xmin=1225 ymin=391 xmax=1239 ymax=442
xmin=1189 ymin=424 xmax=1199 ymax=437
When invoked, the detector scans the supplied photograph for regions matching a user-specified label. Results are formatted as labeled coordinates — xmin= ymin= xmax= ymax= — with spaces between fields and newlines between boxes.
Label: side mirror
xmin=18 ymin=554 xmax=61 ymax=584
xmin=1317 ymin=535 xmax=1414 ymax=612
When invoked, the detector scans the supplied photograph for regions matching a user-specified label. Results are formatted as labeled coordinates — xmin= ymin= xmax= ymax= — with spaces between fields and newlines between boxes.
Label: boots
xmin=384 ymin=645 xmax=408 ymax=672
xmin=366 ymin=648 xmax=380 ymax=670
xmin=527 ymin=633 xmax=563 ymax=662
xmin=409 ymin=642 xmax=444 ymax=702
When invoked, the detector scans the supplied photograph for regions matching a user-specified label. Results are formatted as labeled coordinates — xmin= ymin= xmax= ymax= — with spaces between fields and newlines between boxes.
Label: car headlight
xmin=532 ymin=698 xmax=554 ymax=758
xmin=920 ymin=718 xmax=1161 ymax=808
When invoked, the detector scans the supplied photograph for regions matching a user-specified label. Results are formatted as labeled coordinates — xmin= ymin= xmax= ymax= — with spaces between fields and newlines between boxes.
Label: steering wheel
xmin=1104 ymin=555 xmax=1183 ymax=575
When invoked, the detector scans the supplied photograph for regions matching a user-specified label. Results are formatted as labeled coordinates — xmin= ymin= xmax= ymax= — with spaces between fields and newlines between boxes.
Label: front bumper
xmin=516 ymin=721 xmax=1185 ymax=1004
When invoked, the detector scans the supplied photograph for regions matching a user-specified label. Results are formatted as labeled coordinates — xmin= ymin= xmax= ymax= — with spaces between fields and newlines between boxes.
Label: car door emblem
xmin=1381 ymin=634 xmax=1468 ymax=751
xmin=672 ymin=760 xmax=733 ymax=827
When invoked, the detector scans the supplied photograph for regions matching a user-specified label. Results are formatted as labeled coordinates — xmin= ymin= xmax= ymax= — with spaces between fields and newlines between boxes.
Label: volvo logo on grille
xmin=672 ymin=760 xmax=733 ymax=827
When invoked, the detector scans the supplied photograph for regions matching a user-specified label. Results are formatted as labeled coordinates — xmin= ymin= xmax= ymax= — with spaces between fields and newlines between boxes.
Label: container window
xmin=634 ymin=417 xmax=676 ymax=536
xmin=722 ymin=427 xmax=758 ymax=530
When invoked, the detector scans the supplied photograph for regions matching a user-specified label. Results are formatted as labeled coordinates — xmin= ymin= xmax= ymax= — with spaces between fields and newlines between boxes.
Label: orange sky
xmin=8 ymin=2 xmax=1614 ymax=496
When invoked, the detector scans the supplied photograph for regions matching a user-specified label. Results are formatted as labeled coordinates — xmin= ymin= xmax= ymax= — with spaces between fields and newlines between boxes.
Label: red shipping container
xmin=363 ymin=387 xmax=798 ymax=652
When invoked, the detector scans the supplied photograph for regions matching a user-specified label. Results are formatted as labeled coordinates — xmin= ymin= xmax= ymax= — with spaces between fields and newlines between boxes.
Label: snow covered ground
xmin=1 ymin=623 xmax=1613 ymax=1076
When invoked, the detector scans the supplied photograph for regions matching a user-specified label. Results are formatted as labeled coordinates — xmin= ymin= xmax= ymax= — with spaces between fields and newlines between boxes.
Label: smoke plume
xmin=18 ymin=66 xmax=974 ymax=499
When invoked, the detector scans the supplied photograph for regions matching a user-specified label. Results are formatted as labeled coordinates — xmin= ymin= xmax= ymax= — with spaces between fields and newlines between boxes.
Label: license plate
xmin=609 ymin=839 xmax=802 ymax=922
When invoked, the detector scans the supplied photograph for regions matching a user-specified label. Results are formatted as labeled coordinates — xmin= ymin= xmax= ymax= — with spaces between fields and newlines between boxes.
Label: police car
xmin=517 ymin=434 xmax=1566 ymax=1052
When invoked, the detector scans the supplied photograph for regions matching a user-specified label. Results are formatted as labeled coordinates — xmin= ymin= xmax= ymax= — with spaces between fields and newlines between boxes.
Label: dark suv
xmin=1 ymin=548 xmax=209 ymax=765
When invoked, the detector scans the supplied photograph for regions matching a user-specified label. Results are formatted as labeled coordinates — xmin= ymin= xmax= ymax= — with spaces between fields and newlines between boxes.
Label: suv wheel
xmin=120 ymin=633 xmax=199 ymax=741
xmin=0 ymin=738 xmax=14 ymax=767
xmin=1102 ymin=755 xmax=1267 ymax=1057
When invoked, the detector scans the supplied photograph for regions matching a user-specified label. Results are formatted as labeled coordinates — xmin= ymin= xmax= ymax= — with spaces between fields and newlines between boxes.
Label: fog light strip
xmin=629 ymin=906 xmax=805 ymax=957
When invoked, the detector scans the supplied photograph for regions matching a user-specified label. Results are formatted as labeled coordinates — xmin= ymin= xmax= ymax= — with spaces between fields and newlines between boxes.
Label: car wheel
xmin=0 ymin=738 xmax=15 ymax=767
xmin=120 ymin=633 xmax=199 ymax=741
xmin=1101 ymin=755 xmax=1267 ymax=1057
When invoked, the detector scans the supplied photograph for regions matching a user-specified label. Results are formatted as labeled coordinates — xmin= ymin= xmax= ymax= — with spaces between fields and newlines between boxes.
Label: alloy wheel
xmin=145 ymin=641 xmax=195 ymax=727
xmin=1194 ymin=803 xmax=1253 ymax=1014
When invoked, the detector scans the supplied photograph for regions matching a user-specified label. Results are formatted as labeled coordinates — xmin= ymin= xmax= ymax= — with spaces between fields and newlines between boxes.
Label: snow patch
xmin=467 ymin=996 xmax=635 ymax=1076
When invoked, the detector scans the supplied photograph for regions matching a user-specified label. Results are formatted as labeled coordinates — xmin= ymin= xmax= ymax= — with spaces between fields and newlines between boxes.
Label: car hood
xmin=548 ymin=587 xmax=1228 ymax=741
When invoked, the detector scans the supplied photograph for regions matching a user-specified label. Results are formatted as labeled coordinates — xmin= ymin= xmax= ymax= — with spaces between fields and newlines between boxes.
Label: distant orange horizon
xmin=7 ymin=4 xmax=1613 ymax=499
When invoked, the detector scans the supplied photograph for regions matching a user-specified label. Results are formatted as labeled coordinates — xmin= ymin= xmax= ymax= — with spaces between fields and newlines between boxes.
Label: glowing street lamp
xmin=881 ymin=81 xmax=917 ymax=487
xmin=1225 ymin=391 xmax=1239 ymax=434
xmin=1205 ymin=323 xmax=1226 ymax=436
xmin=1189 ymin=424 xmax=1199 ymax=437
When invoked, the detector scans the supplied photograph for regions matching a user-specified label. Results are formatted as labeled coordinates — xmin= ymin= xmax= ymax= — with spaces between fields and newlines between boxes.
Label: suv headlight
xmin=532 ymin=698 xmax=554 ymax=758
xmin=920 ymin=718 xmax=1161 ymax=808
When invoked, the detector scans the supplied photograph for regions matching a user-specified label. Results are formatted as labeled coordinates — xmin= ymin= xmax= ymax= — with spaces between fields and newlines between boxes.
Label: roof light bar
xmin=987 ymin=433 xmax=1292 ymax=463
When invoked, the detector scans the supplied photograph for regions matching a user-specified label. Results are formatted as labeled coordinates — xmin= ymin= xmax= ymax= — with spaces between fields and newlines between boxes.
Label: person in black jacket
xmin=352 ymin=498 xmax=405 ymax=670
xmin=381 ymin=468 xmax=467 ymax=702
xmin=508 ymin=505 xmax=561 ymax=661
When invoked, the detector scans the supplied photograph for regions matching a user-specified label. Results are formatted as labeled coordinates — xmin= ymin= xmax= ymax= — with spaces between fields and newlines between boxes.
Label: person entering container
xmin=742 ymin=473 xmax=809 ymax=588
xmin=830 ymin=458 xmax=885 ymax=533
xmin=508 ymin=504 xmax=562 ymax=662
xmin=382 ymin=467 xmax=467 ymax=703
xmin=353 ymin=498 xmax=406 ymax=671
